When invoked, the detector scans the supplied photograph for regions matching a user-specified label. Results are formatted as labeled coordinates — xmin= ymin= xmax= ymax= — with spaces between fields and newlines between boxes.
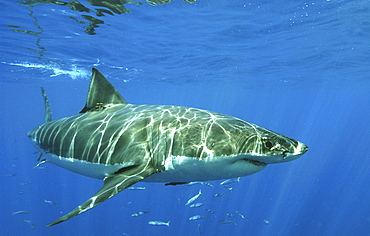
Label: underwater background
xmin=1 ymin=0 xmax=369 ymax=235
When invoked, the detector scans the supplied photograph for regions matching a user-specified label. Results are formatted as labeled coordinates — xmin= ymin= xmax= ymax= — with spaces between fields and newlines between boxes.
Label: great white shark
xmin=28 ymin=68 xmax=308 ymax=226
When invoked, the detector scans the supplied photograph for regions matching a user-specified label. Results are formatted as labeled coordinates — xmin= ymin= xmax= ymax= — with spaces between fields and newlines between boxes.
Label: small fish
xmin=197 ymin=223 xmax=202 ymax=234
xmin=185 ymin=189 xmax=202 ymax=206
xmin=33 ymin=160 xmax=46 ymax=169
xmin=44 ymin=199 xmax=58 ymax=206
xmin=131 ymin=210 xmax=150 ymax=217
xmin=170 ymin=181 xmax=213 ymax=187
xmin=189 ymin=202 xmax=205 ymax=208
xmin=5 ymin=174 xmax=17 ymax=177
xmin=189 ymin=215 xmax=207 ymax=221
xmin=12 ymin=210 xmax=32 ymax=215
xmin=219 ymin=219 xmax=236 ymax=224
xmin=235 ymin=211 xmax=249 ymax=221
xmin=148 ymin=220 xmax=170 ymax=226
xmin=128 ymin=186 xmax=146 ymax=190
xmin=220 ymin=177 xmax=240 ymax=186
xmin=263 ymin=219 xmax=271 ymax=225
xmin=186 ymin=181 xmax=202 ymax=186
xmin=23 ymin=219 xmax=35 ymax=229
xmin=224 ymin=212 xmax=234 ymax=218
xmin=205 ymin=209 xmax=216 ymax=214
xmin=213 ymin=192 xmax=226 ymax=198
xmin=225 ymin=187 xmax=233 ymax=191
xmin=201 ymin=182 xmax=214 ymax=187
xmin=121 ymin=201 xmax=132 ymax=208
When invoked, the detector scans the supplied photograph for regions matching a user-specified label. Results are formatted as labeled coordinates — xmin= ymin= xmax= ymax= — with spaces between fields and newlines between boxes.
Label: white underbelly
xmin=43 ymin=153 xmax=133 ymax=179
xmin=144 ymin=155 xmax=266 ymax=182
xmin=42 ymin=153 xmax=266 ymax=182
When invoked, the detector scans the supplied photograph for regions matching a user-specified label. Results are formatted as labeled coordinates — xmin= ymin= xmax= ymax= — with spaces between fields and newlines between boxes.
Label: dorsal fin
xmin=40 ymin=87 xmax=52 ymax=122
xmin=80 ymin=68 xmax=127 ymax=113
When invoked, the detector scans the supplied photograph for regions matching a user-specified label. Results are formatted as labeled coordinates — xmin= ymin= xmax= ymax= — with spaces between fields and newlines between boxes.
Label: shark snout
xmin=295 ymin=141 xmax=309 ymax=156
xmin=282 ymin=141 xmax=308 ymax=162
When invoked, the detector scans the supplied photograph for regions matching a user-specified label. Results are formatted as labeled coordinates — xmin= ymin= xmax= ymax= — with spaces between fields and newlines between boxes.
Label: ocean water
xmin=1 ymin=0 xmax=370 ymax=235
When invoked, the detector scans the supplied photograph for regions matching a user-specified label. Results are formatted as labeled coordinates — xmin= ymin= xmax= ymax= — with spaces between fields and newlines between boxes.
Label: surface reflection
xmin=16 ymin=0 xmax=196 ymax=35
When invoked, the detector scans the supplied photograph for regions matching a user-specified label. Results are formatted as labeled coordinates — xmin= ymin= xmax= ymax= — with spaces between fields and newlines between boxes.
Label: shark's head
xmin=205 ymin=117 xmax=308 ymax=167
xmin=242 ymin=127 xmax=308 ymax=164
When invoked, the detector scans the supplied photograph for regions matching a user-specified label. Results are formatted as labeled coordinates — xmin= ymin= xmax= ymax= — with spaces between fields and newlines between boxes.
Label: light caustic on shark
xmin=28 ymin=68 xmax=308 ymax=226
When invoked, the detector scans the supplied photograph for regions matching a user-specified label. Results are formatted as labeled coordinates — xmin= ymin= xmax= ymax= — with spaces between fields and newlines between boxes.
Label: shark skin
xmin=28 ymin=68 xmax=308 ymax=226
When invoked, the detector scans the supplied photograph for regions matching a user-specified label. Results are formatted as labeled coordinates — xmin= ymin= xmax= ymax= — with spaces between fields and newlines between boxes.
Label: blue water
xmin=1 ymin=0 xmax=370 ymax=235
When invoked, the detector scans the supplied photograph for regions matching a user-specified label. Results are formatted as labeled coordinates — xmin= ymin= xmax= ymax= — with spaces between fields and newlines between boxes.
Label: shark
xmin=28 ymin=68 xmax=308 ymax=226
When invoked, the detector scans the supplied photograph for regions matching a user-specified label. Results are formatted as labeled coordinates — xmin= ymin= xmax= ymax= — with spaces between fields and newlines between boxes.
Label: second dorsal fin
xmin=80 ymin=68 xmax=127 ymax=113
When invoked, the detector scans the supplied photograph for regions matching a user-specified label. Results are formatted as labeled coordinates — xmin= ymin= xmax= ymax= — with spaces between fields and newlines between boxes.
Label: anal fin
xmin=47 ymin=164 xmax=155 ymax=226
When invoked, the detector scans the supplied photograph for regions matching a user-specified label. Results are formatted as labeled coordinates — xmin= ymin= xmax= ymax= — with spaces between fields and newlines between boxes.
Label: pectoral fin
xmin=47 ymin=164 xmax=155 ymax=226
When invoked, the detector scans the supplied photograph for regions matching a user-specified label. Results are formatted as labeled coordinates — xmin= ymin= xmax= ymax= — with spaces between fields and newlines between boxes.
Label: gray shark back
xmin=29 ymin=103 xmax=304 ymax=178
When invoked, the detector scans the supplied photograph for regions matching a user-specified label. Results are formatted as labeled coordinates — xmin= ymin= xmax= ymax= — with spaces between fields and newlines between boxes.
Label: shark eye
xmin=285 ymin=140 xmax=292 ymax=146
xmin=265 ymin=141 xmax=273 ymax=148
